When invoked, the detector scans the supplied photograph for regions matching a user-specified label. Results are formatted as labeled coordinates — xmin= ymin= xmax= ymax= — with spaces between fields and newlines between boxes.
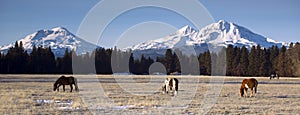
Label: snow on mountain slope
xmin=128 ymin=20 xmax=285 ymax=52
xmin=0 ymin=27 xmax=97 ymax=57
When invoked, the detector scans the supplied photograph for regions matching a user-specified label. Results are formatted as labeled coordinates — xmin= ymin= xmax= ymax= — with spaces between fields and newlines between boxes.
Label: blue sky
xmin=0 ymin=0 xmax=299 ymax=46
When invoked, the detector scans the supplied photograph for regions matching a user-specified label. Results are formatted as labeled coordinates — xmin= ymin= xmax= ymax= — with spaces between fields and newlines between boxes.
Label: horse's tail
xmin=254 ymin=80 xmax=258 ymax=93
xmin=74 ymin=77 xmax=79 ymax=91
xmin=174 ymin=78 xmax=179 ymax=92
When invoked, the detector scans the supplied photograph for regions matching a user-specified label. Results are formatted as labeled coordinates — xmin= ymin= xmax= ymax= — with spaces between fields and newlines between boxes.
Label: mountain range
xmin=0 ymin=20 xmax=286 ymax=57
xmin=126 ymin=20 xmax=285 ymax=57
xmin=0 ymin=27 xmax=97 ymax=57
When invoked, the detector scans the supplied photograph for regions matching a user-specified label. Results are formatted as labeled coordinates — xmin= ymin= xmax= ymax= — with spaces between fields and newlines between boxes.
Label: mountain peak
xmin=0 ymin=27 xmax=97 ymax=57
xmin=177 ymin=25 xmax=196 ymax=35
xmin=217 ymin=20 xmax=229 ymax=24
xmin=51 ymin=27 xmax=68 ymax=32
xmin=214 ymin=20 xmax=233 ymax=32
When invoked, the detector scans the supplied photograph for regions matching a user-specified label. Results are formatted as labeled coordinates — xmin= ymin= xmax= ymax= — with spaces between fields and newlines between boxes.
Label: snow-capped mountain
xmin=127 ymin=20 xmax=285 ymax=55
xmin=0 ymin=27 xmax=97 ymax=57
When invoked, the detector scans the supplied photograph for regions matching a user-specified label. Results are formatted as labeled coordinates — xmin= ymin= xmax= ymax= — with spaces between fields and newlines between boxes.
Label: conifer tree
xmin=226 ymin=45 xmax=235 ymax=76
xmin=129 ymin=53 xmax=135 ymax=74
xmin=61 ymin=48 xmax=72 ymax=74
xmin=248 ymin=46 xmax=258 ymax=76
xmin=0 ymin=53 xmax=3 ymax=73
xmin=164 ymin=49 xmax=174 ymax=74
xmin=277 ymin=45 xmax=287 ymax=76
xmin=270 ymin=45 xmax=279 ymax=73
xmin=232 ymin=46 xmax=241 ymax=76
xmin=239 ymin=46 xmax=249 ymax=76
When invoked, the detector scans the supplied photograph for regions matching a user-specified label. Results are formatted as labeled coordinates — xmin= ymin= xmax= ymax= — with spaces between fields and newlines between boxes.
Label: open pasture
xmin=0 ymin=75 xmax=300 ymax=114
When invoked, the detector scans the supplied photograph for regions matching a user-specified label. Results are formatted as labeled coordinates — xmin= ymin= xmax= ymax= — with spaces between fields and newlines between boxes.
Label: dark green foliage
xmin=198 ymin=51 xmax=211 ymax=75
xmin=4 ymin=41 xmax=28 ymax=74
xmin=226 ymin=45 xmax=235 ymax=76
xmin=128 ymin=53 xmax=135 ymax=73
xmin=1 ymin=41 xmax=300 ymax=77
xmin=260 ymin=48 xmax=272 ymax=76
xmin=276 ymin=45 xmax=295 ymax=76
xmin=248 ymin=46 xmax=259 ymax=76
xmin=95 ymin=48 xmax=112 ymax=74
xmin=129 ymin=54 xmax=154 ymax=75
xmin=164 ymin=49 xmax=175 ymax=74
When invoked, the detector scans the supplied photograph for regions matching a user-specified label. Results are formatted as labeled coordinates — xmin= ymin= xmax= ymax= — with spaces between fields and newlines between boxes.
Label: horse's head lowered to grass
xmin=162 ymin=78 xmax=179 ymax=96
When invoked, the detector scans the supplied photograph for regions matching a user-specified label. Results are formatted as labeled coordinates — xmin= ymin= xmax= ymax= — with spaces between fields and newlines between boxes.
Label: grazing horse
xmin=240 ymin=78 xmax=258 ymax=97
xmin=53 ymin=75 xmax=79 ymax=92
xmin=270 ymin=73 xmax=279 ymax=80
xmin=162 ymin=78 xmax=179 ymax=95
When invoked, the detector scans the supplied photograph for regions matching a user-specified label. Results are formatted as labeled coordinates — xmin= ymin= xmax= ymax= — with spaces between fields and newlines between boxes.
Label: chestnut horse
xmin=53 ymin=75 xmax=79 ymax=92
xmin=162 ymin=78 xmax=179 ymax=95
xmin=240 ymin=78 xmax=258 ymax=97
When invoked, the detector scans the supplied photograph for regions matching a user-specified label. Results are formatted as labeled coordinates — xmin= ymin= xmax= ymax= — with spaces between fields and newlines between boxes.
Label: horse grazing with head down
xmin=270 ymin=73 xmax=279 ymax=80
xmin=240 ymin=78 xmax=258 ymax=97
xmin=53 ymin=75 xmax=79 ymax=92
xmin=162 ymin=78 xmax=179 ymax=96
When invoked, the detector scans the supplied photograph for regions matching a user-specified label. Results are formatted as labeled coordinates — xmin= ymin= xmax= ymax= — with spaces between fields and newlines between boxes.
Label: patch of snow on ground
xmin=35 ymin=99 xmax=74 ymax=110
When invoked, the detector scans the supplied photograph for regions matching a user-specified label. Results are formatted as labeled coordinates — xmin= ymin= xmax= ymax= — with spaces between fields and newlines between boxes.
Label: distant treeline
xmin=0 ymin=41 xmax=300 ymax=76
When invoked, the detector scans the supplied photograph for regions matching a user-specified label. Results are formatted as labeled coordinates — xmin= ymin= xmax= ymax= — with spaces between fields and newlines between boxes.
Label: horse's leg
xmin=63 ymin=85 xmax=65 ymax=92
xmin=162 ymin=85 xmax=166 ymax=94
xmin=166 ymin=84 xmax=169 ymax=94
xmin=57 ymin=84 xmax=61 ymax=92
xmin=254 ymin=85 xmax=257 ymax=97
xmin=164 ymin=78 xmax=170 ymax=94
xmin=174 ymin=80 xmax=178 ymax=96
xmin=70 ymin=84 xmax=73 ymax=92
xmin=244 ymin=88 xmax=248 ymax=97
xmin=250 ymin=88 xmax=253 ymax=97
xmin=174 ymin=87 xmax=178 ymax=96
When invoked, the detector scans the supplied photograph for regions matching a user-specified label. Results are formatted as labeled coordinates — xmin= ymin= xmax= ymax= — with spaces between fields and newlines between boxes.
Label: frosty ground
xmin=0 ymin=75 xmax=299 ymax=114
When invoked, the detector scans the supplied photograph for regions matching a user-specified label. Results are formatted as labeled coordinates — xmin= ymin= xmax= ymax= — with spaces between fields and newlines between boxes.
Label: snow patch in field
xmin=112 ymin=105 xmax=136 ymax=110
xmin=35 ymin=99 xmax=74 ymax=110
xmin=36 ymin=99 xmax=54 ymax=104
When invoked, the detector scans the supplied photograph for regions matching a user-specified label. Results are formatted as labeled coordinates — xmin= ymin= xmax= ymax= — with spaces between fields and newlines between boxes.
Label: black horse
xmin=53 ymin=75 xmax=79 ymax=92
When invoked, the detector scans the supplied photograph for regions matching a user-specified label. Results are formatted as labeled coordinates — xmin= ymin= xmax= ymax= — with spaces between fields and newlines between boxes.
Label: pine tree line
xmin=225 ymin=43 xmax=300 ymax=77
xmin=0 ymin=41 xmax=299 ymax=76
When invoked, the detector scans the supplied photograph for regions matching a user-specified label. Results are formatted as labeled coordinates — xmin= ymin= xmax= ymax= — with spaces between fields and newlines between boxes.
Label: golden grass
xmin=0 ymin=75 xmax=300 ymax=114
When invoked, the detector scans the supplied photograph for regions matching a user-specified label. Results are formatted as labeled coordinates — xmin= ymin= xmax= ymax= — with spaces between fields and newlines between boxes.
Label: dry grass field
xmin=0 ymin=74 xmax=300 ymax=114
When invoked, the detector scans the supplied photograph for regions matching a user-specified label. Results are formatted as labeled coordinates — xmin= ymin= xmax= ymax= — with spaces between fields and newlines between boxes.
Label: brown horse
xmin=53 ymin=75 xmax=79 ymax=92
xmin=240 ymin=78 xmax=258 ymax=97
xmin=162 ymin=78 xmax=179 ymax=95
